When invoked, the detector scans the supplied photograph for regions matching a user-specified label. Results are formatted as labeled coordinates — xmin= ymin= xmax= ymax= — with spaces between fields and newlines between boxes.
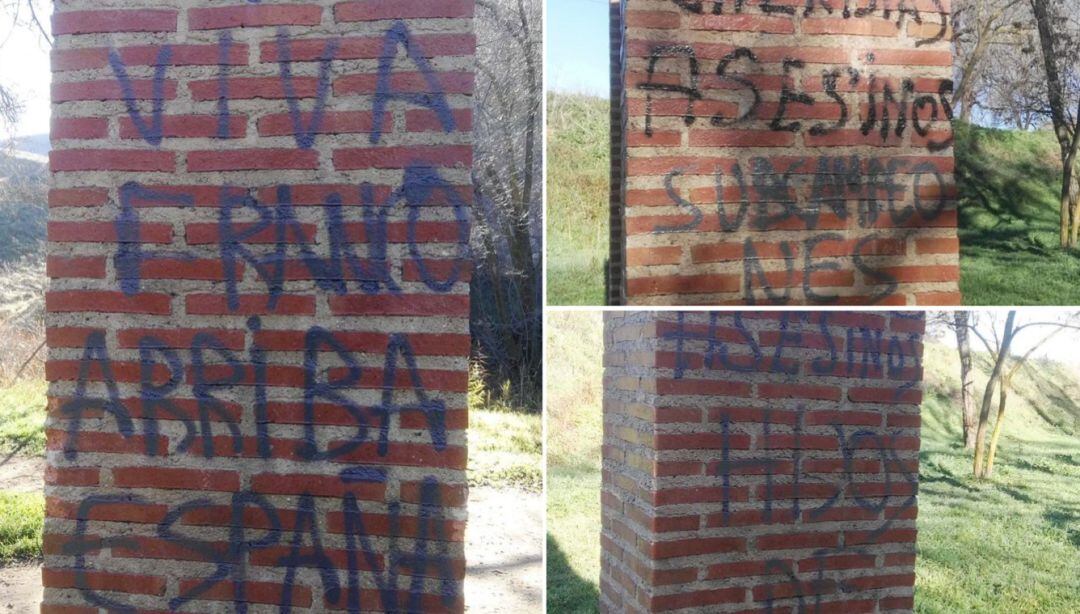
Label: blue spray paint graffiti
xmin=113 ymin=164 xmax=471 ymax=309
xmin=56 ymin=324 xmax=463 ymax=612
xmin=53 ymin=14 xmax=478 ymax=613
xmin=658 ymin=312 xmax=922 ymax=608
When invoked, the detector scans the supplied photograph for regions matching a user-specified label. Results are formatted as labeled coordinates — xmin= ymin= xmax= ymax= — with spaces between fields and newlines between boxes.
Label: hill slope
xmin=545 ymin=94 xmax=609 ymax=305
xmin=954 ymin=122 xmax=1080 ymax=305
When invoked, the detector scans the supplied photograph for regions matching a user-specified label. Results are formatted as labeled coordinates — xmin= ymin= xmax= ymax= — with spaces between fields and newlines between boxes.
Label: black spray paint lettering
xmin=771 ymin=59 xmax=814 ymax=133
xmin=275 ymin=29 xmax=339 ymax=150
xmin=665 ymin=0 xmax=949 ymax=46
xmin=637 ymin=45 xmax=954 ymax=149
xmin=652 ymin=155 xmax=947 ymax=231
xmin=666 ymin=312 xmax=763 ymax=379
xmin=661 ymin=312 xmax=922 ymax=390
xmin=638 ymin=45 xmax=701 ymax=137
xmin=712 ymin=47 xmax=760 ymax=126
xmin=57 ymin=322 xmax=448 ymax=462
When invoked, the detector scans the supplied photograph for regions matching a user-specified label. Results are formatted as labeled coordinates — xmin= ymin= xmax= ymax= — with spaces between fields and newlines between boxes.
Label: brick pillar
xmin=44 ymin=2 xmax=473 ymax=612
xmin=602 ymin=311 xmax=924 ymax=612
xmin=615 ymin=1 xmax=959 ymax=306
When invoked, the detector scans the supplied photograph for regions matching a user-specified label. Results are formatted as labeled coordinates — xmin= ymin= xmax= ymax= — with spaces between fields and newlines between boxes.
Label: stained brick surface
xmin=44 ymin=1 xmax=473 ymax=611
xmin=602 ymin=311 xmax=924 ymax=612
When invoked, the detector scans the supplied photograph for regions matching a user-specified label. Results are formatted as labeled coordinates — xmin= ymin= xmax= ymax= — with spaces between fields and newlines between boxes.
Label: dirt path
xmin=0 ymin=456 xmax=43 ymax=494
xmin=465 ymin=486 xmax=543 ymax=612
xmin=0 ymin=482 xmax=542 ymax=613
xmin=0 ymin=566 xmax=40 ymax=613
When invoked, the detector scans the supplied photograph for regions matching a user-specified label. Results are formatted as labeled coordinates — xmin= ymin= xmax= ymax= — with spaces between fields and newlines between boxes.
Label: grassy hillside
xmin=546 ymin=94 xmax=609 ymax=306
xmin=954 ymin=122 xmax=1080 ymax=305
xmin=546 ymin=314 xmax=1080 ymax=613
xmin=546 ymin=311 xmax=604 ymax=612
xmin=917 ymin=341 xmax=1080 ymax=612
xmin=544 ymin=93 xmax=1080 ymax=305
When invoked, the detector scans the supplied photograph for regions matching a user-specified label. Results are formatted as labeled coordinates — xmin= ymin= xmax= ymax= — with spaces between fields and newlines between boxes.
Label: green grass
xmin=0 ymin=379 xmax=46 ymax=457
xmin=546 ymin=93 xmax=609 ymax=306
xmin=469 ymin=405 xmax=542 ymax=491
xmin=545 ymin=311 xmax=604 ymax=612
xmin=955 ymin=122 xmax=1080 ymax=305
xmin=0 ymin=492 xmax=44 ymax=564
xmin=545 ymin=315 xmax=1080 ymax=613
xmin=468 ymin=366 xmax=543 ymax=492
xmin=915 ymin=343 xmax=1080 ymax=613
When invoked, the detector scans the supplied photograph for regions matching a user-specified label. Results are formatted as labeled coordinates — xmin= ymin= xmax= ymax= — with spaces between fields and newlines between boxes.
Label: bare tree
xmin=959 ymin=311 xmax=1080 ymax=478
xmin=954 ymin=311 xmax=978 ymax=449
xmin=0 ymin=0 xmax=52 ymax=135
xmin=1029 ymin=0 xmax=1080 ymax=247
xmin=952 ymin=0 xmax=1031 ymax=122
xmin=471 ymin=0 xmax=542 ymax=406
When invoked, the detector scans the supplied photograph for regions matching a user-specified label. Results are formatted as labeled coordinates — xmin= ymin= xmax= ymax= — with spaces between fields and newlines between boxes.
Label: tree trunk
xmin=1060 ymin=158 xmax=1073 ymax=248
xmin=954 ymin=312 xmax=977 ymax=450
xmin=1030 ymin=0 xmax=1077 ymax=248
xmin=984 ymin=378 xmax=1010 ymax=478
xmin=973 ymin=312 xmax=1016 ymax=479
xmin=1069 ymin=167 xmax=1080 ymax=247
xmin=960 ymin=89 xmax=974 ymax=123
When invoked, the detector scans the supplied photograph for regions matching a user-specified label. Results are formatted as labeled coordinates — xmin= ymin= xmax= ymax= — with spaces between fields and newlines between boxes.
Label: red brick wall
xmin=602 ymin=311 xmax=924 ymax=612
xmin=615 ymin=0 xmax=959 ymax=306
xmin=44 ymin=2 xmax=473 ymax=612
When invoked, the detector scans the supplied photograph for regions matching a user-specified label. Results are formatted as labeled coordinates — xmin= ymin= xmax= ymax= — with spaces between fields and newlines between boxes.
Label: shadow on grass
xmin=955 ymin=122 xmax=1062 ymax=252
xmin=995 ymin=484 xmax=1036 ymax=505
xmin=1043 ymin=507 xmax=1080 ymax=548
xmin=1025 ymin=376 xmax=1080 ymax=436
xmin=921 ymin=459 xmax=979 ymax=494
xmin=546 ymin=533 xmax=599 ymax=614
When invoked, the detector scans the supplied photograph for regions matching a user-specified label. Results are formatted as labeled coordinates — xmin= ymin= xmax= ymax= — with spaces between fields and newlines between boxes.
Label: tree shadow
xmin=1043 ymin=507 xmax=1080 ymax=548
xmin=546 ymin=534 xmax=599 ymax=614
xmin=0 ymin=435 xmax=31 ymax=469
xmin=1023 ymin=376 xmax=1080 ymax=435
xmin=920 ymin=459 xmax=979 ymax=494
xmin=1012 ymin=458 xmax=1061 ymax=475
xmin=955 ymin=122 xmax=1070 ymax=257
xmin=995 ymin=484 xmax=1036 ymax=505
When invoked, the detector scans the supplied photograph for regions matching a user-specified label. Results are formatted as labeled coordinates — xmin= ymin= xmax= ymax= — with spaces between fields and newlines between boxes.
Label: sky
xmin=0 ymin=0 xmax=613 ymax=136
xmin=546 ymin=0 xmax=610 ymax=97
xmin=0 ymin=3 xmax=52 ymax=137
xmin=929 ymin=311 xmax=1080 ymax=367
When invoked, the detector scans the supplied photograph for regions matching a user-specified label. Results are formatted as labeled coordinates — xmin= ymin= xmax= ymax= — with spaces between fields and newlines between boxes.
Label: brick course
xmin=612 ymin=0 xmax=959 ymax=305
xmin=44 ymin=1 xmax=473 ymax=612
xmin=602 ymin=311 xmax=924 ymax=612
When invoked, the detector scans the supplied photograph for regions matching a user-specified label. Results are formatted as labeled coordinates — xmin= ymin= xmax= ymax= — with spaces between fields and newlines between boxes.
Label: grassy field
xmin=545 ymin=313 xmax=1080 ymax=613
xmin=544 ymin=92 xmax=1080 ymax=306
xmin=0 ymin=379 xmax=46 ymax=457
xmin=545 ymin=94 xmax=609 ymax=306
xmin=954 ymin=123 xmax=1080 ymax=305
xmin=916 ymin=341 xmax=1080 ymax=612
xmin=0 ymin=492 xmax=43 ymax=565
xmin=469 ymin=403 xmax=543 ymax=492
xmin=545 ymin=311 xmax=604 ymax=612
xmin=0 ymin=378 xmax=46 ymax=565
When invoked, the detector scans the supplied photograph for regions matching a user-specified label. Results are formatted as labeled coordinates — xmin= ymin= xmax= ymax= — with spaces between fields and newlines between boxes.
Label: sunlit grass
xmin=0 ymin=492 xmax=44 ymax=564
xmin=544 ymin=313 xmax=1080 ymax=613
xmin=546 ymin=93 xmax=609 ymax=306
xmin=0 ymin=379 xmax=46 ymax=457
